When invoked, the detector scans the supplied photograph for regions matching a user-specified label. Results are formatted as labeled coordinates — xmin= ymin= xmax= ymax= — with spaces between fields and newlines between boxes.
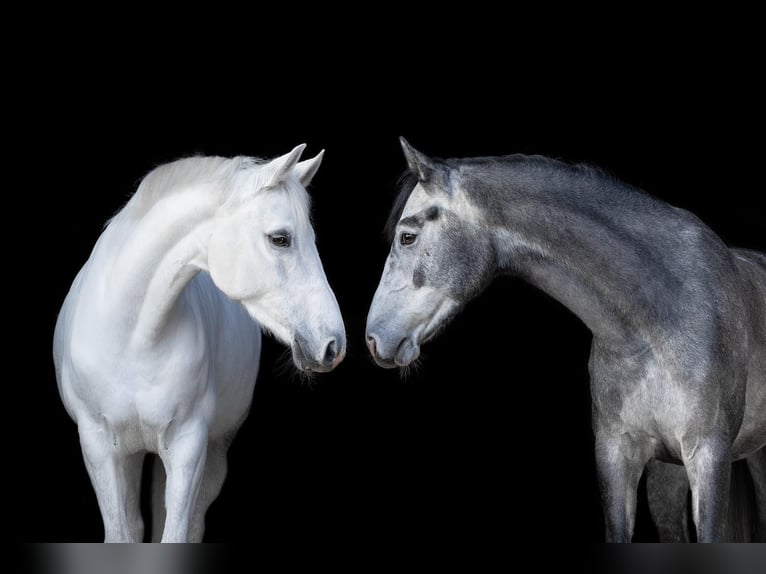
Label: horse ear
xmin=400 ymin=137 xmax=437 ymax=182
xmin=294 ymin=149 xmax=324 ymax=187
xmin=264 ymin=143 xmax=306 ymax=185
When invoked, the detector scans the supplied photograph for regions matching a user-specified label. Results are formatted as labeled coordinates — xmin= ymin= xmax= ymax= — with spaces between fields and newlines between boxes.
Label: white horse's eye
xmin=400 ymin=232 xmax=417 ymax=246
xmin=269 ymin=234 xmax=291 ymax=248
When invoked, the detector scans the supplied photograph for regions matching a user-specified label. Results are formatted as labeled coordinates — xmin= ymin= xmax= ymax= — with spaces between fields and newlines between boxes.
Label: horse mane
xmin=117 ymin=155 xmax=312 ymax=227
xmin=384 ymin=171 xmax=419 ymax=242
xmin=384 ymin=154 xmax=636 ymax=241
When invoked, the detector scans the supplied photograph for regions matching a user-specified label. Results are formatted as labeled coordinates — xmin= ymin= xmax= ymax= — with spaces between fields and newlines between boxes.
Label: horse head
xmin=366 ymin=138 xmax=495 ymax=368
xmin=208 ymin=145 xmax=346 ymax=372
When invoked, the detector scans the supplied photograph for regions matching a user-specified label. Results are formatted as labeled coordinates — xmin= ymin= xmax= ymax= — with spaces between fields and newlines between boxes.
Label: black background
xmin=13 ymin=13 xmax=764 ymax=549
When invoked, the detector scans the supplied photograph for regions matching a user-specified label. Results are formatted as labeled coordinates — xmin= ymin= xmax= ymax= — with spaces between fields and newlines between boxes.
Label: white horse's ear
xmin=400 ymin=137 xmax=437 ymax=182
xmin=264 ymin=143 xmax=307 ymax=185
xmin=295 ymin=149 xmax=324 ymax=187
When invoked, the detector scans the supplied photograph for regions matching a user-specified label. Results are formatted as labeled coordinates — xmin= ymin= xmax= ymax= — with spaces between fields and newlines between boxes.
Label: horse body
xmin=54 ymin=148 xmax=345 ymax=542
xmin=366 ymin=139 xmax=765 ymax=541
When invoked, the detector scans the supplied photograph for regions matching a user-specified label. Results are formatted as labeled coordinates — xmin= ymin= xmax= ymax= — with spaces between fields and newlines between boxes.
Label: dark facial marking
xmin=412 ymin=265 xmax=426 ymax=288
xmin=399 ymin=215 xmax=423 ymax=229
xmin=425 ymin=206 xmax=440 ymax=221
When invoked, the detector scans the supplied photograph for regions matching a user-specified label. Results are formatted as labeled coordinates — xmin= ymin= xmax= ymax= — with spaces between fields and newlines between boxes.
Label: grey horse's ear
xmin=400 ymin=137 xmax=438 ymax=182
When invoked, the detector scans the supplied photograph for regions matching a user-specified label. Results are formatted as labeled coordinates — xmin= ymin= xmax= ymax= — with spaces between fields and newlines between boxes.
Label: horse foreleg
xmin=158 ymin=421 xmax=208 ymax=543
xmin=745 ymin=447 xmax=766 ymax=541
xmin=78 ymin=423 xmax=145 ymax=542
xmin=595 ymin=433 xmax=651 ymax=542
xmin=683 ymin=439 xmax=730 ymax=543
xmin=189 ymin=438 xmax=231 ymax=542
xmin=645 ymin=460 xmax=690 ymax=542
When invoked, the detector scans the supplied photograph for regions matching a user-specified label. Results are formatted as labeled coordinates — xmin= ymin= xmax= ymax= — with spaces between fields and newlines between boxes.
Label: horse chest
xmin=63 ymin=278 xmax=258 ymax=439
xmin=66 ymin=314 xmax=210 ymax=412
xmin=591 ymin=350 xmax=699 ymax=458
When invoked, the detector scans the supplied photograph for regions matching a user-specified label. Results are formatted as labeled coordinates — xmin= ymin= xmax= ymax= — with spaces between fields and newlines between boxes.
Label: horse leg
xmin=158 ymin=421 xmax=208 ymax=542
xmin=122 ymin=451 xmax=146 ymax=541
xmin=188 ymin=437 xmax=231 ymax=542
xmin=594 ymin=433 xmax=651 ymax=542
xmin=645 ymin=460 xmax=690 ymax=542
xmin=745 ymin=447 xmax=766 ymax=541
xmin=150 ymin=455 xmax=166 ymax=542
xmin=683 ymin=439 xmax=730 ymax=542
xmin=78 ymin=424 xmax=145 ymax=542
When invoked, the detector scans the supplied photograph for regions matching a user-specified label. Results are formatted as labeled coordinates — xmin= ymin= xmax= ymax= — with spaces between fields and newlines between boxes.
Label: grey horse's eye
xmin=400 ymin=232 xmax=417 ymax=246
xmin=269 ymin=234 xmax=291 ymax=248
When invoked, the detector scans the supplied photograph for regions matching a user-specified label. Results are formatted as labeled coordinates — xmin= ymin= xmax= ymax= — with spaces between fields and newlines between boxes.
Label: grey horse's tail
xmin=724 ymin=460 xmax=756 ymax=542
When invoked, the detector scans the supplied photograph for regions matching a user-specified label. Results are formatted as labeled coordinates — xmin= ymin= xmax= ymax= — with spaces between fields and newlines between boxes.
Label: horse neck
xmin=479 ymin=167 xmax=686 ymax=348
xmin=102 ymin=191 xmax=220 ymax=346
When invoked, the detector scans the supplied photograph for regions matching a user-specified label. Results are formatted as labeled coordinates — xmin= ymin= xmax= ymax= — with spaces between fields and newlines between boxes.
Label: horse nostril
xmin=366 ymin=335 xmax=377 ymax=357
xmin=323 ymin=339 xmax=338 ymax=365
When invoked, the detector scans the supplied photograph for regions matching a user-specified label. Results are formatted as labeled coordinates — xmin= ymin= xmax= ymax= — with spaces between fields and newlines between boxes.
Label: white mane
xmin=118 ymin=155 xmax=312 ymax=227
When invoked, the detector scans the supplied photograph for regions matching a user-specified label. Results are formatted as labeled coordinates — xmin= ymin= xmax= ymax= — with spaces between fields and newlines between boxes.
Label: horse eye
xmin=400 ymin=232 xmax=417 ymax=246
xmin=269 ymin=234 xmax=291 ymax=248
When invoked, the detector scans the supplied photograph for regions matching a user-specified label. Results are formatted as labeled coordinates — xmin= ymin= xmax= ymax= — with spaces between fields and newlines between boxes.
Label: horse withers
xmin=366 ymin=138 xmax=766 ymax=542
xmin=53 ymin=145 xmax=346 ymax=542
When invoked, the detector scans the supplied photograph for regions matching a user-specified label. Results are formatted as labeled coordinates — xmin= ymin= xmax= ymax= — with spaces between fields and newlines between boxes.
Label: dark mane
xmin=384 ymin=171 xmax=419 ymax=242
xmin=384 ymin=154 xmax=641 ymax=242
xmin=449 ymin=153 xmax=623 ymax=183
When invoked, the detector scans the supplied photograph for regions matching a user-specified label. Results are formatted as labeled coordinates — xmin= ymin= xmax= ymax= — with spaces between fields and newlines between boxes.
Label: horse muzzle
xmin=366 ymin=331 xmax=420 ymax=368
xmin=292 ymin=334 xmax=346 ymax=373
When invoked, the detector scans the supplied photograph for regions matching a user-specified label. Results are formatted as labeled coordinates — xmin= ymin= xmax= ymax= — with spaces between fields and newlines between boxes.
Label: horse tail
xmin=724 ymin=459 xmax=756 ymax=542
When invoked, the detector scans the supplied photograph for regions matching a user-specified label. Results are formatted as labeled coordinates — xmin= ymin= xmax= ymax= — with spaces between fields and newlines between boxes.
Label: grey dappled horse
xmin=366 ymin=138 xmax=766 ymax=542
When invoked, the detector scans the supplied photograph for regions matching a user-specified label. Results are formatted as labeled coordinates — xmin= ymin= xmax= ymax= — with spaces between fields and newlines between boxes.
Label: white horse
xmin=53 ymin=145 xmax=346 ymax=542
